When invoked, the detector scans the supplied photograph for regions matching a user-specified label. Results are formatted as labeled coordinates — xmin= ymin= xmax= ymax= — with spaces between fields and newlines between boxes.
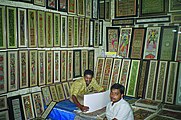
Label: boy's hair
xmin=84 ymin=69 xmax=94 ymax=77
xmin=111 ymin=83 xmax=124 ymax=95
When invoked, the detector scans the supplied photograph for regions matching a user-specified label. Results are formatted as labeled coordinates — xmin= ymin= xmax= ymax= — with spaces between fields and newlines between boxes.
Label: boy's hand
xmin=80 ymin=105 xmax=89 ymax=112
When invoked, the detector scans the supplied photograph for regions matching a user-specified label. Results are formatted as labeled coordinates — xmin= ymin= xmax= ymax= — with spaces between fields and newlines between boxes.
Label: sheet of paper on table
xmin=84 ymin=90 xmax=110 ymax=113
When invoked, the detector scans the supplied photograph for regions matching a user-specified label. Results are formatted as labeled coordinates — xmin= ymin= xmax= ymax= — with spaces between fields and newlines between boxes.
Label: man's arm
xmin=72 ymin=95 xmax=89 ymax=112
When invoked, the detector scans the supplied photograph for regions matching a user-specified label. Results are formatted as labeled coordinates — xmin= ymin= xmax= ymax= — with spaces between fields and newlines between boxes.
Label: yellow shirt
xmin=70 ymin=77 xmax=103 ymax=97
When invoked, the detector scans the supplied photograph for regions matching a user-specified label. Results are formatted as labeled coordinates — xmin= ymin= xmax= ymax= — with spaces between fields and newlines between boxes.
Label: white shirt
xmin=106 ymin=98 xmax=134 ymax=120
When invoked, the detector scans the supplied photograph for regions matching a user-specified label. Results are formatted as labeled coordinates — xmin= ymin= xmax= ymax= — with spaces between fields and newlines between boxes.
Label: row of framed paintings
xmin=0 ymin=6 xmax=103 ymax=49
xmin=0 ymin=50 xmax=94 ymax=94
xmin=95 ymin=57 xmax=180 ymax=104
xmin=106 ymin=26 xmax=181 ymax=61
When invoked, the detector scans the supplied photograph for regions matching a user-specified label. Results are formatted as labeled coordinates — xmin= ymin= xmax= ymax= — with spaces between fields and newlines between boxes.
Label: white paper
xmin=84 ymin=90 xmax=110 ymax=113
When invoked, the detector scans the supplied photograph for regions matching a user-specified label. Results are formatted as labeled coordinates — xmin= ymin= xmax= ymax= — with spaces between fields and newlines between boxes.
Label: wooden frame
xmin=7 ymin=7 xmax=17 ymax=48
xmin=0 ymin=95 xmax=7 ymax=111
xmin=32 ymin=92 xmax=45 ymax=117
xmin=92 ymin=0 xmax=98 ymax=19
xmin=61 ymin=15 xmax=68 ymax=47
xmin=62 ymin=82 xmax=70 ymax=99
xmin=46 ymin=0 xmax=57 ymax=10
xmin=68 ymin=0 xmax=76 ymax=14
xmin=169 ymin=0 xmax=181 ymax=12
xmin=54 ymin=51 xmax=61 ymax=83
xmin=74 ymin=17 xmax=79 ymax=47
xmin=88 ymin=50 xmax=94 ymax=72
xmin=0 ymin=52 xmax=7 ymax=94
xmin=41 ymin=86 xmax=52 ymax=106
xmin=49 ymin=85 xmax=59 ymax=102
xmin=68 ymin=16 xmax=74 ymax=47
xmin=54 ymin=13 xmax=61 ymax=47
xmin=0 ymin=6 xmax=6 ymax=49
xmin=73 ymin=50 xmax=81 ymax=78
xmin=21 ymin=94 xmax=35 ymax=120
xmin=58 ymin=0 xmax=68 ymax=12
xmin=81 ymin=50 xmax=88 ymax=76
xmin=84 ymin=18 xmax=90 ymax=47
xmin=79 ymin=17 xmax=84 ymax=47
xmin=94 ymin=20 xmax=99 ymax=48
xmin=67 ymin=51 xmax=73 ymax=81
xmin=85 ymin=0 xmax=92 ymax=18
xmin=61 ymin=51 xmax=67 ymax=82
xmin=112 ymin=18 xmax=134 ymax=26
xmin=99 ymin=0 xmax=105 ymax=19
xmin=46 ymin=12 xmax=53 ymax=47
xmin=37 ymin=11 xmax=45 ymax=47
xmin=38 ymin=51 xmax=46 ymax=86
xmin=95 ymin=57 xmax=105 ymax=84
xmin=56 ymin=83 xmax=65 ymax=101
xmin=46 ymin=51 xmax=53 ymax=85
xmin=77 ymin=0 xmax=85 ymax=16
xmin=19 ymin=50 xmax=29 ymax=89
xmin=135 ymin=16 xmax=171 ymax=24
xmin=99 ymin=20 xmax=103 ymax=46
xmin=0 ymin=110 xmax=9 ymax=120
xmin=34 ymin=0 xmax=45 ymax=6
xmin=41 ymin=101 xmax=56 ymax=119
xmin=29 ymin=50 xmax=37 ymax=87
xmin=89 ymin=20 xmax=94 ymax=47
xmin=8 ymin=51 xmax=18 ymax=92
xmin=175 ymin=26 xmax=181 ymax=61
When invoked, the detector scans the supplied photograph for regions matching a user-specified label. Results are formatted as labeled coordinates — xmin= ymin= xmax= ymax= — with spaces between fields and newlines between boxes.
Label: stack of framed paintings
xmin=56 ymin=83 xmax=65 ymax=101
xmin=68 ymin=0 xmax=76 ymax=14
xmin=88 ymin=50 xmax=94 ymax=72
xmin=133 ymin=109 xmax=154 ymax=120
xmin=38 ymin=51 xmax=46 ymax=86
xmin=46 ymin=51 xmax=53 ymax=85
xmin=54 ymin=51 xmax=61 ymax=83
xmin=73 ymin=50 xmax=81 ymax=78
xmin=61 ymin=51 xmax=67 ymax=82
xmin=0 ymin=6 xmax=6 ymax=49
xmin=158 ymin=110 xmax=181 ymax=120
xmin=95 ymin=57 xmax=105 ymax=84
xmin=37 ymin=11 xmax=45 ymax=48
xmin=49 ymin=85 xmax=59 ymax=102
xmin=41 ymin=86 xmax=52 ymax=106
xmin=54 ymin=13 xmax=61 ymax=47
xmin=175 ymin=26 xmax=181 ymax=61
xmin=67 ymin=51 xmax=73 ymax=81
xmin=81 ymin=50 xmax=88 ymax=76
xmin=0 ymin=52 xmax=7 ymax=94
xmin=135 ymin=99 xmax=161 ymax=110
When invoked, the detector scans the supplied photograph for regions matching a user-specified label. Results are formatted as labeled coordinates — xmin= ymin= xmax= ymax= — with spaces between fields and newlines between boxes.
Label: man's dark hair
xmin=84 ymin=69 xmax=94 ymax=77
xmin=111 ymin=83 xmax=124 ymax=95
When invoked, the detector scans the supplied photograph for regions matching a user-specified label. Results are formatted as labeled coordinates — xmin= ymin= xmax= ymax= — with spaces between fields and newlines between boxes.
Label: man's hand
xmin=80 ymin=105 xmax=89 ymax=112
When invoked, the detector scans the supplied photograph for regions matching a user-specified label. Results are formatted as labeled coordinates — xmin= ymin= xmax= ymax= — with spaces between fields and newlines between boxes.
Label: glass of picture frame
xmin=58 ymin=0 xmax=68 ymax=12
xmin=0 ymin=52 xmax=7 ymax=94
xmin=0 ymin=6 xmax=6 ymax=49
xmin=56 ymin=83 xmax=65 ymax=101
xmin=34 ymin=0 xmax=45 ymax=6
xmin=0 ymin=95 xmax=7 ymax=111
xmin=41 ymin=86 xmax=52 ymax=106
xmin=46 ymin=0 xmax=57 ymax=10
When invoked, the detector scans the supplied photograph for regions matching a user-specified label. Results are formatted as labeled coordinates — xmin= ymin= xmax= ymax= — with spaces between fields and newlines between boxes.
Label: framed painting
xmin=159 ymin=26 xmax=178 ymax=61
xmin=95 ymin=57 xmax=105 ymax=84
xmin=99 ymin=20 xmax=103 ymax=46
xmin=81 ymin=50 xmax=88 ymax=76
xmin=62 ymin=82 xmax=70 ymax=99
xmin=94 ymin=20 xmax=99 ymax=48
xmin=92 ymin=0 xmax=98 ymax=19
xmin=126 ymin=60 xmax=140 ymax=97
xmin=58 ymin=0 xmax=68 ymax=12
xmin=56 ymin=83 xmax=65 ymax=101
xmin=54 ymin=51 xmax=61 ymax=83
xmin=105 ymin=0 xmax=111 ymax=21
xmin=176 ymin=63 xmax=181 ymax=105
xmin=46 ymin=51 xmax=53 ymax=85
xmin=0 ymin=52 xmax=7 ymax=94
xmin=7 ymin=7 xmax=17 ymax=49
xmin=67 ymin=51 xmax=73 ymax=81
xmin=46 ymin=12 xmax=53 ymax=47
xmin=89 ymin=20 xmax=94 ymax=47
xmin=19 ymin=0 xmax=32 ymax=3
xmin=99 ymin=0 xmax=105 ymax=19
xmin=77 ymin=0 xmax=85 ymax=16
xmin=68 ymin=0 xmax=76 ymax=14
xmin=0 ymin=95 xmax=7 ymax=111
xmin=0 ymin=6 xmax=6 ymax=49
xmin=74 ymin=17 xmax=79 ymax=47
xmin=145 ymin=60 xmax=158 ymax=100
xmin=79 ymin=17 xmax=84 ymax=47
xmin=175 ymin=26 xmax=181 ymax=61
xmin=84 ymin=18 xmax=90 ymax=47
xmin=73 ymin=50 xmax=81 ymax=77
xmin=34 ymin=0 xmax=45 ymax=6
xmin=0 ymin=110 xmax=9 ymax=120
xmin=54 ymin=13 xmax=61 ymax=47
xmin=136 ymin=16 xmax=171 ymax=24
xmin=169 ymin=0 xmax=181 ymax=12
xmin=61 ymin=51 xmax=67 ymax=82
xmin=37 ymin=11 xmax=45 ymax=47
xmin=112 ymin=18 xmax=134 ymax=26
xmin=134 ymin=109 xmax=154 ymax=120
xmin=115 ymin=0 xmax=137 ymax=18
xmin=165 ymin=62 xmax=178 ymax=104
xmin=130 ymin=28 xmax=146 ymax=59
xmin=18 ymin=8 xmax=27 ymax=48
xmin=46 ymin=0 xmax=57 ymax=10
xmin=143 ymin=27 xmax=161 ymax=59
xmin=8 ymin=51 xmax=18 ymax=92
xmin=19 ymin=51 xmax=29 ymax=89
xmin=29 ymin=50 xmax=38 ymax=87
xmin=21 ymin=94 xmax=35 ymax=120
xmin=85 ymin=0 xmax=92 ymax=18
xmin=117 ymin=28 xmax=132 ymax=58
xmin=32 ymin=92 xmax=45 ymax=117
xmin=41 ymin=101 xmax=56 ymax=119
xmin=109 ymin=59 xmax=122 ymax=89
xmin=101 ymin=58 xmax=113 ymax=90
xmin=28 ymin=9 xmax=37 ymax=48
xmin=8 ymin=95 xmax=25 ymax=120
xmin=155 ymin=61 xmax=168 ymax=102
xmin=41 ymin=86 xmax=52 ymax=106
xmin=61 ymin=16 xmax=68 ymax=47
xmin=49 ymin=85 xmax=59 ymax=102
xmin=106 ymin=27 xmax=120 ymax=52
xmin=88 ymin=50 xmax=94 ymax=72
xmin=38 ymin=51 xmax=46 ymax=86
xmin=172 ymin=14 xmax=181 ymax=24
xmin=68 ymin=16 xmax=74 ymax=47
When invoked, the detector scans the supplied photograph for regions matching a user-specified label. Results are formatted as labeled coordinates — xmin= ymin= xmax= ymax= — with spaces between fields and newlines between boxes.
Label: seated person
xmin=70 ymin=69 xmax=104 ymax=112
xmin=106 ymin=83 xmax=134 ymax=120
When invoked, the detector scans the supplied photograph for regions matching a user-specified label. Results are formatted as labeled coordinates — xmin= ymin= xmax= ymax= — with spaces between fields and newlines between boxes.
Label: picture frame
xmin=46 ymin=12 xmax=53 ymax=47
xmin=176 ymin=63 xmax=181 ymax=105
xmin=54 ymin=51 xmax=61 ymax=83
xmin=56 ymin=83 xmax=65 ymax=101
xmin=105 ymin=0 xmax=111 ymax=21
xmin=8 ymin=51 xmax=18 ymax=92
xmin=84 ymin=18 xmax=90 ymax=47
xmin=67 ymin=51 xmax=73 ymax=81
xmin=34 ymin=0 xmax=45 ymax=6
xmin=94 ymin=20 xmax=99 ymax=48
xmin=92 ymin=0 xmax=98 ymax=19
xmin=49 ymin=85 xmax=59 ymax=102
xmin=68 ymin=0 xmax=76 ymax=14
xmin=37 ymin=11 xmax=45 ymax=48
xmin=28 ymin=9 xmax=37 ymax=48
xmin=135 ymin=16 xmax=171 ymax=24
xmin=79 ymin=17 xmax=85 ymax=47
xmin=41 ymin=101 xmax=56 ymax=119
xmin=58 ymin=0 xmax=68 ymax=12
xmin=175 ymin=26 xmax=181 ymax=61
xmin=19 ymin=50 xmax=29 ymax=89
xmin=46 ymin=0 xmax=57 ymax=10
xmin=61 ymin=51 xmax=67 ymax=82
xmin=95 ymin=57 xmax=105 ymax=84
xmin=99 ymin=20 xmax=103 ymax=46
xmin=21 ymin=94 xmax=35 ymax=120
xmin=38 ymin=51 xmax=46 ymax=86
xmin=89 ymin=20 xmax=94 ymax=47
xmin=61 ymin=15 xmax=68 ymax=47
xmin=81 ymin=50 xmax=88 ymax=76
xmin=77 ymin=0 xmax=85 ymax=16
xmin=169 ymin=0 xmax=181 ymax=12
xmin=19 ymin=0 xmax=32 ymax=3
xmin=62 ymin=82 xmax=70 ymax=99
xmin=29 ymin=50 xmax=38 ymax=87
xmin=85 ymin=0 xmax=92 ymax=18
xmin=112 ymin=18 xmax=134 ymax=26
xmin=0 ymin=6 xmax=6 ymax=49
xmin=68 ymin=16 xmax=74 ymax=47
xmin=0 ymin=95 xmax=7 ymax=111
xmin=41 ymin=86 xmax=52 ymax=106
xmin=7 ymin=7 xmax=17 ymax=49
xmin=171 ymin=14 xmax=181 ymax=24
xmin=73 ymin=50 xmax=81 ymax=78
xmin=74 ymin=17 xmax=79 ymax=47
xmin=88 ymin=50 xmax=94 ymax=72
xmin=99 ymin=0 xmax=105 ymax=19
xmin=46 ymin=51 xmax=53 ymax=85
xmin=32 ymin=92 xmax=45 ymax=117
xmin=54 ymin=13 xmax=61 ymax=47
xmin=0 ymin=52 xmax=7 ymax=94
xmin=0 ymin=110 xmax=9 ymax=120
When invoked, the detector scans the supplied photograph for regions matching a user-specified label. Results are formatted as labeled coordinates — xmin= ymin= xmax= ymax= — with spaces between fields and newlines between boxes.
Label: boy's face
xmin=84 ymin=74 xmax=93 ymax=86
xmin=110 ymin=88 xmax=123 ymax=103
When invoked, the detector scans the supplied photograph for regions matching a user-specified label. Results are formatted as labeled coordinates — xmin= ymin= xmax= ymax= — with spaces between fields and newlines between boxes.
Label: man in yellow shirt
xmin=70 ymin=69 xmax=104 ymax=112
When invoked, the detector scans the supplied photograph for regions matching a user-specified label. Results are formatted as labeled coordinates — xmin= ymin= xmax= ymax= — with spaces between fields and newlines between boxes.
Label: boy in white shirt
xmin=106 ymin=83 xmax=134 ymax=120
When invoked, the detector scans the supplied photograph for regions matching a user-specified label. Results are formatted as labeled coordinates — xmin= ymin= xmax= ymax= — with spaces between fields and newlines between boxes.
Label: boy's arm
xmin=72 ymin=95 xmax=89 ymax=112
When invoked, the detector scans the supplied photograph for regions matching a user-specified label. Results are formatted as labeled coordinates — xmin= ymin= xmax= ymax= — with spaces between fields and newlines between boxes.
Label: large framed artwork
xmin=68 ymin=16 xmax=74 ymax=47
xmin=46 ymin=51 xmax=53 ymax=85
xmin=0 ymin=110 xmax=9 ymax=120
xmin=175 ymin=26 xmax=181 ymax=61
xmin=61 ymin=16 xmax=68 ymax=47
xmin=7 ymin=7 xmax=17 ymax=49
xmin=32 ymin=92 xmax=45 ymax=117
xmin=92 ymin=0 xmax=98 ymax=19
xmin=54 ymin=51 xmax=60 ymax=83
xmin=68 ymin=0 xmax=76 ymax=14
xmin=19 ymin=51 xmax=29 ymax=89
xmin=73 ymin=50 xmax=81 ymax=77
xmin=21 ymin=94 xmax=35 ymax=120
xmin=46 ymin=0 xmax=57 ymax=10
xmin=77 ymin=0 xmax=85 ymax=16
xmin=38 ymin=51 xmax=46 ymax=86
xmin=58 ymin=0 xmax=68 ymax=12
xmin=0 ymin=6 xmax=6 ymax=49
xmin=95 ymin=57 xmax=105 ymax=84
xmin=56 ymin=83 xmax=65 ymax=101
xmin=99 ymin=0 xmax=105 ymax=19
xmin=8 ymin=51 xmax=18 ymax=92
xmin=176 ymin=63 xmax=181 ymax=105
xmin=99 ymin=20 xmax=103 ymax=46
xmin=88 ymin=50 xmax=94 ymax=72
xmin=143 ymin=27 xmax=161 ymax=59
xmin=89 ymin=20 xmax=94 ymax=47
xmin=81 ymin=50 xmax=88 ymax=76
xmin=112 ymin=18 xmax=134 ymax=26
xmin=41 ymin=86 xmax=52 ymax=106
xmin=86 ymin=0 xmax=92 ymax=18
xmin=105 ymin=0 xmax=111 ymax=21
xmin=115 ymin=0 xmax=137 ymax=18
xmin=41 ymin=101 xmax=56 ymax=119
xmin=117 ymin=28 xmax=132 ymax=58
xmin=28 ymin=9 xmax=37 ymax=48
xmin=49 ymin=85 xmax=59 ymax=102
xmin=79 ymin=17 xmax=84 ymax=47
xmin=0 ymin=95 xmax=7 ymax=111
xmin=94 ymin=20 xmax=99 ymax=48
xmin=37 ymin=11 xmax=45 ymax=48
xmin=29 ymin=50 xmax=37 ymax=87
xmin=106 ymin=27 xmax=120 ymax=52
xmin=46 ymin=12 xmax=53 ymax=47
xmin=74 ymin=17 xmax=79 ymax=47
xmin=62 ymin=82 xmax=70 ymax=99
xmin=159 ymin=26 xmax=178 ymax=61
xmin=61 ymin=51 xmax=67 ymax=82
xmin=34 ymin=0 xmax=45 ymax=6
xmin=18 ymin=8 xmax=27 ymax=48
xmin=67 ymin=51 xmax=73 ymax=81
xmin=130 ymin=28 xmax=146 ymax=59
xmin=0 ymin=52 xmax=7 ymax=94
xmin=84 ymin=18 xmax=90 ymax=47
xmin=169 ymin=0 xmax=181 ymax=12
xmin=54 ymin=13 xmax=61 ymax=47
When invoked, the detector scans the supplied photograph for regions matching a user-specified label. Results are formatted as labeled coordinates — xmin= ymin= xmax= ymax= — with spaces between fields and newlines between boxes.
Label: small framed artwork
xmin=41 ymin=101 xmax=56 ymax=119
xmin=99 ymin=0 xmax=105 ymax=19
xmin=54 ymin=13 xmax=61 ymax=47
xmin=169 ymin=0 xmax=181 ymax=12
xmin=73 ymin=50 xmax=81 ymax=78
xmin=58 ymin=0 xmax=68 ymax=12
xmin=0 ymin=6 xmax=6 ymax=49
xmin=105 ymin=0 xmax=111 ymax=21
xmin=7 ymin=7 xmax=17 ymax=49
xmin=19 ymin=0 xmax=32 ymax=3
xmin=112 ymin=18 xmax=134 ymax=26
xmin=21 ymin=94 xmax=35 ymax=120
xmin=99 ymin=20 xmax=103 ymax=46
xmin=0 ymin=110 xmax=9 ymax=120
xmin=95 ymin=57 xmax=105 ymax=84
xmin=68 ymin=16 xmax=74 ymax=48
xmin=94 ymin=20 xmax=99 ymax=48
xmin=34 ymin=0 xmax=45 ymax=6
xmin=56 ymin=83 xmax=65 ymax=101
xmin=46 ymin=0 xmax=57 ymax=10
xmin=85 ymin=0 xmax=92 ymax=18
xmin=84 ymin=18 xmax=90 ymax=47
xmin=67 ymin=51 xmax=73 ymax=81
xmin=89 ymin=20 xmax=94 ymax=47
xmin=88 ymin=50 xmax=94 ymax=72
xmin=32 ymin=92 xmax=45 ymax=117
xmin=79 ymin=17 xmax=85 ymax=47
xmin=46 ymin=12 xmax=53 ymax=47
xmin=61 ymin=51 xmax=67 ymax=82
xmin=175 ymin=26 xmax=181 ymax=61
xmin=8 ymin=51 xmax=18 ymax=92
xmin=49 ymin=85 xmax=59 ymax=102
xmin=19 ymin=50 xmax=29 ymax=89
xmin=135 ymin=16 xmax=170 ymax=24
xmin=68 ymin=0 xmax=76 ymax=14
xmin=92 ymin=0 xmax=98 ymax=19
xmin=0 ymin=95 xmax=7 ymax=111
xmin=61 ymin=16 xmax=68 ymax=47
xmin=81 ymin=50 xmax=88 ymax=76
xmin=171 ymin=14 xmax=181 ymax=24
xmin=37 ymin=11 xmax=45 ymax=48
xmin=0 ymin=52 xmax=7 ymax=94
xmin=46 ymin=51 xmax=53 ymax=85
xmin=41 ymin=86 xmax=52 ymax=106
xmin=62 ymin=82 xmax=70 ymax=99
xmin=74 ymin=17 xmax=79 ymax=47
xmin=77 ymin=0 xmax=85 ymax=16
xmin=38 ymin=51 xmax=46 ymax=86
xmin=29 ymin=50 xmax=38 ymax=87
xmin=54 ymin=51 xmax=61 ymax=83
